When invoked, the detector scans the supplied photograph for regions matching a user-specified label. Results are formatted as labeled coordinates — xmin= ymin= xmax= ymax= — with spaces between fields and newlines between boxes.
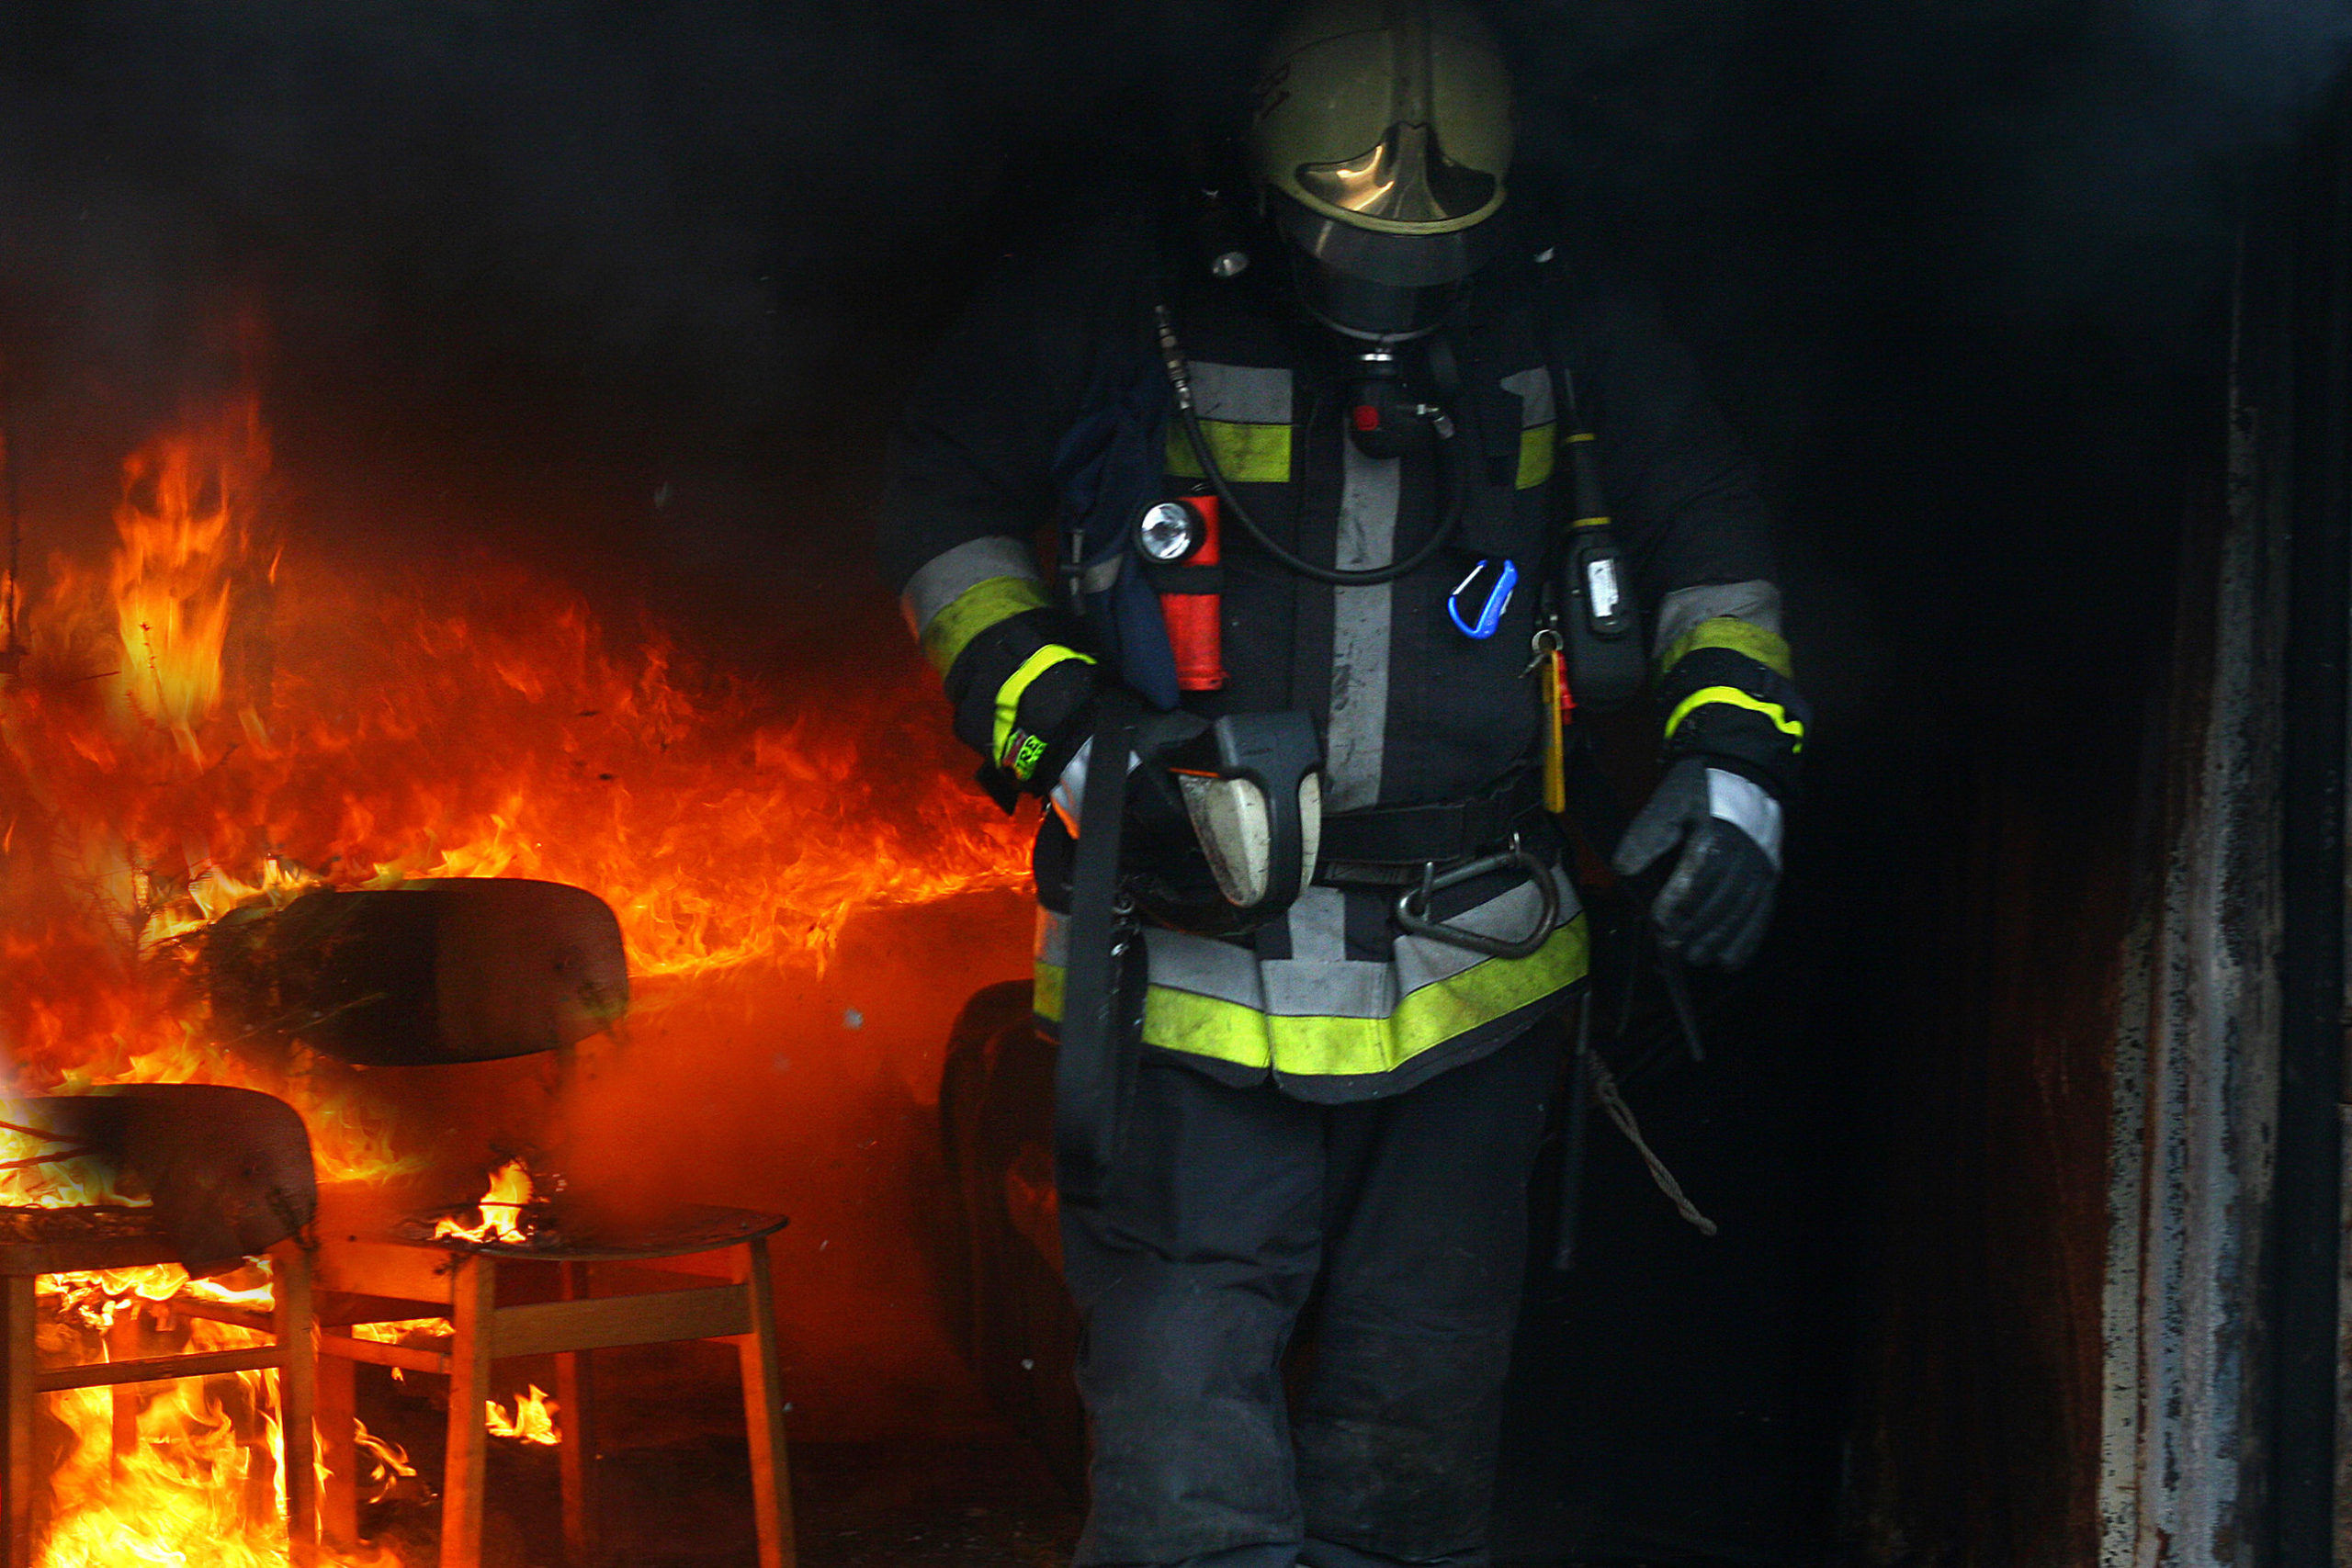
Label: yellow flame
xmin=347 ymin=1318 xmax=447 ymax=1347
xmin=484 ymin=1385 xmax=560 ymax=1448
xmin=29 ymin=1308 xmax=397 ymax=1566
xmin=430 ymin=1159 xmax=535 ymax=1246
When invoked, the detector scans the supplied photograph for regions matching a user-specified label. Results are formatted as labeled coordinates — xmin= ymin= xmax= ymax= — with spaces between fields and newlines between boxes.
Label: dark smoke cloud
xmin=1 ymin=0 xmax=2340 ymax=448
xmin=1497 ymin=0 xmax=2350 ymax=324
xmin=0 ymin=3 xmax=1260 ymax=438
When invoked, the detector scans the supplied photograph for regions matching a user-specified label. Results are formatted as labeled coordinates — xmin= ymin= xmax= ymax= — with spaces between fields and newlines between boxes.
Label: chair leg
xmin=4 ymin=1274 xmax=36 ymax=1568
xmin=106 ymin=1314 xmax=142 ymax=1475
xmin=315 ymin=1353 xmax=359 ymax=1551
xmin=734 ymin=1237 xmax=796 ymax=1568
xmin=440 ymin=1255 xmax=496 ymax=1568
xmin=556 ymin=1262 xmax=597 ymax=1567
xmin=273 ymin=1243 xmax=317 ymax=1568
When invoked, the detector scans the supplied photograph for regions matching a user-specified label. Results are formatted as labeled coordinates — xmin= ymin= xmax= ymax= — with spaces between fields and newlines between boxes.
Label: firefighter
xmin=878 ymin=1 xmax=1805 ymax=1562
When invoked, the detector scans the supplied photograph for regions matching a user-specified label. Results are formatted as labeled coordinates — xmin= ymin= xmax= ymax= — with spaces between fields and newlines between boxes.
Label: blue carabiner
xmin=1447 ymin=558 xmax=1518 ymax=640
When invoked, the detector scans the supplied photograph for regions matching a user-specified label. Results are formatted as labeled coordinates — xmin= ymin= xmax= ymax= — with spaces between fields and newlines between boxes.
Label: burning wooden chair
xmin=210 ymin=878 xmax=796 ymax=1568
xmin=0 ymin=1085 xmax=321 ymax=1568
xmin=311 ymin=1197 xmax=792 ymax=1568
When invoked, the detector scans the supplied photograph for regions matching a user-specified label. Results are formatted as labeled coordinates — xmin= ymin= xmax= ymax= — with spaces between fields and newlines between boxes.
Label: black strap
xmin=1055 ymin=692 xmax=1145 ymax=1204
xmin=1316 ymin=771 xmax=1544 ymax=868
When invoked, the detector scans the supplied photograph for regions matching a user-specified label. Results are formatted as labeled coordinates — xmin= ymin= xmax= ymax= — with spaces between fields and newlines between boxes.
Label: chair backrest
xmin=201 ymin=878 xmax=629 ymax=1066
xmin=10 ymin=1086 xmax=315 ymax=1277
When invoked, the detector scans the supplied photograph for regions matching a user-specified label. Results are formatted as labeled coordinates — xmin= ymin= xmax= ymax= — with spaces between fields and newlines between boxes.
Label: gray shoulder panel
xmin=1653 ymin=579 xmax=1782 ymax=660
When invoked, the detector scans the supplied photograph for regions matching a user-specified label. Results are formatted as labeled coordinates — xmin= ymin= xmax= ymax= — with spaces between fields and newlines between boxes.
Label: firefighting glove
xmin=1612 ymin=757 xmax=1784 ymax=971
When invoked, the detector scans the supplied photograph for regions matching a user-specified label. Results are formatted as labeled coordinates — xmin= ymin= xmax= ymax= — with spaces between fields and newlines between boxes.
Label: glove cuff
xmin=946 ymin=607 xmax=1102 ymax=805
xmin=1657 ymin=644 xmax=1808 ymax=799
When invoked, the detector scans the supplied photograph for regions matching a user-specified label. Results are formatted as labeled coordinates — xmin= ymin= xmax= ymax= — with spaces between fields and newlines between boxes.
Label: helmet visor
xmin=1273 ymin=192 xmax=1504 ymax=289
xmin=1296 ymin=120 xmax=1498 ymax=226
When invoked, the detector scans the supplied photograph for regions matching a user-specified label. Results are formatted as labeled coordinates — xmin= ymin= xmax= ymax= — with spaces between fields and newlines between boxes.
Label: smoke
xmin=1871 ymin=0 xmax=2352 ymax=316
xmin=1 ymin=0 xmax=2343 ymax=430
xmin=0 ymin=4 xmax=1251 ymax=435
xmin=1494 ymin=0 xmax=2351 ymax=336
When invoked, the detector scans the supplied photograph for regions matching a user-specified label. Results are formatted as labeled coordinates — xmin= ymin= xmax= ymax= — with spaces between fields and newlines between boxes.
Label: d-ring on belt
xmin=1315 ymin=770 xmax=1561 ymax=960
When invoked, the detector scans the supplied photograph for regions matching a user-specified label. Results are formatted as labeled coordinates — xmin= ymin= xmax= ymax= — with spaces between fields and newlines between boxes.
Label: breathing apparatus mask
xmin=1276 ymin=190 xmax=1504 ymax=459
xmin=1250 ymin=0 xmax=1514 ymax=457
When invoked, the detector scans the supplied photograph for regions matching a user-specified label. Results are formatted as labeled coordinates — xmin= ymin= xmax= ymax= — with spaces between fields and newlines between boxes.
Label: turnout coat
xmin=879 ymin=193 xmax=1795 ymax=1103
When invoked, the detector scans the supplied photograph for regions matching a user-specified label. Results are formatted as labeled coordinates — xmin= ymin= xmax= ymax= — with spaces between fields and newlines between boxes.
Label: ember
xmin=0 ymin=399 xmax=1032 ymax=1564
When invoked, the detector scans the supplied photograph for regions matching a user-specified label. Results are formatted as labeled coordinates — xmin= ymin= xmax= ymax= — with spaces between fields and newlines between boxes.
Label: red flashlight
xmin=1135 ymin=495 xmax=1226 ymax=691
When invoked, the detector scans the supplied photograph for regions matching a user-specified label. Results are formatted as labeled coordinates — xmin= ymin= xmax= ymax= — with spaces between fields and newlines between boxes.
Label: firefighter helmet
xmin=1250 ymin=0 xmax=1513 ymax=295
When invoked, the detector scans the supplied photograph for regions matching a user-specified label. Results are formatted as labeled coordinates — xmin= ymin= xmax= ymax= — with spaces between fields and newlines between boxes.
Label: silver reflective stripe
xmin=1035 ymin=870 xmax=1581 ymax=1023
xmin=1191 ymin=362 xmax=1294 ymax=425
xmin=1653 ymin=580 xmax=1783 ymax=661
xmin=899 ymin=536 xmax=1046 ymax=639
xmin=1390 ymin=867 xmax=1579 ymax=997
xmin=1262 ymin=955 xmax=1397 ymax=1019
xmin=1499 ymin=367 xmax=1555 ymax=428
xmin=1325 ymin=442 xmax=1397 ymax=813
xmin=1706 ymin=767 xmax=1784 ymax=869
xmin=1285 ymin=886 xmax=1349 ymax=964
xmin=1265 ymin=888 xmax=1396 ymax=1015
xmin=1099 ymin=868 xmax=1581 ymax=1020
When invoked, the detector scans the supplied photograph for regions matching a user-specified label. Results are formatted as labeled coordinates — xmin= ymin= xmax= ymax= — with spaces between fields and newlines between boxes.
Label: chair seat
xmin=394 ymin=1201 xmax=787 ymax=1262
xmin=0 ymin=1205 xmax=179 ymax=1278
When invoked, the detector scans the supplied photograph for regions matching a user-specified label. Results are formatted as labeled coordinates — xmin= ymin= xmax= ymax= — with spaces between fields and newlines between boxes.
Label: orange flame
xmin=0 ymin=397 xmax=1028 ymax=1562
xmin=352 ymin=1421 xmax=417 ymax=1506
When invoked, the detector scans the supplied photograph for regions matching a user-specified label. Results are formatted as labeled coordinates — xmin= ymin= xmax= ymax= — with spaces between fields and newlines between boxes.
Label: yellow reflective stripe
xmin=1166 ymin=419 xmax=1293 ymax=483
xmin=1665 ymin=686 xmax=1805 ymax=750
xmin=1034 ymin=917 xmax=1589 ymax=1078
xmin=1516 ymin=423 xmax=1555 ymax=490
xmin=1658 ymin=615 xmax=1795 ymax=680
xmin=993 ymin=645 xmax=1095 ymax=766
xmin=921 ymin=576 xmax=1051 ymax=675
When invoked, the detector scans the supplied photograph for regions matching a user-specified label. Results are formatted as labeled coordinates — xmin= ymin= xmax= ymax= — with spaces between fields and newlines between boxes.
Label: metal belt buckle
xmin=1392 ymin=834 xmax=1561 ymax=960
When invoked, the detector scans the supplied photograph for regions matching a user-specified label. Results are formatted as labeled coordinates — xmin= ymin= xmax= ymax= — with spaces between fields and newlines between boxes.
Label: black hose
xmin=1170 ymin=365 xmax=1461 ymax=588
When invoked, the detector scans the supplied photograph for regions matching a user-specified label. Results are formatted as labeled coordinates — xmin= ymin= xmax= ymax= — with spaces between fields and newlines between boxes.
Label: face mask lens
xmin=1297 ymin=257 xmax=1454 ymax=341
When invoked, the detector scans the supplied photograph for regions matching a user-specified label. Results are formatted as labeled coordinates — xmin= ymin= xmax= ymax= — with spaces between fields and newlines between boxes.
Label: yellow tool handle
xmin=1543 ymin=650 xmax=1568 ymax=814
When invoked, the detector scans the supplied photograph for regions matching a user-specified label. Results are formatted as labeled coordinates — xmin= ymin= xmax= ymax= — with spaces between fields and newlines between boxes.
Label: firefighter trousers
xmin=1057 ymin=1017 xmax=1565 ymax=1568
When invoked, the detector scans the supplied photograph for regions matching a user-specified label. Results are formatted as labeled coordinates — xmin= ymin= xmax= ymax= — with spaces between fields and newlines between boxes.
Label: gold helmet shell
xmin=1250 ymin=0 xmax=1513 ymax=287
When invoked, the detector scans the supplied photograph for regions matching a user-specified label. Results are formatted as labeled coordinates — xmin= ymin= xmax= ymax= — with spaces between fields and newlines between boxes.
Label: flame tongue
xmin=486 ymin=1385 xmax=560 ymax=1447
xmin=432 ymin=1158 xmax=538 ymax=1247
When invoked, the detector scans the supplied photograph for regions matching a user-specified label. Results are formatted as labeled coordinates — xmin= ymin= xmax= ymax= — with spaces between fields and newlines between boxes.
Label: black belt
xmin=1317 ymin=771 xmax=1546 ymax=882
